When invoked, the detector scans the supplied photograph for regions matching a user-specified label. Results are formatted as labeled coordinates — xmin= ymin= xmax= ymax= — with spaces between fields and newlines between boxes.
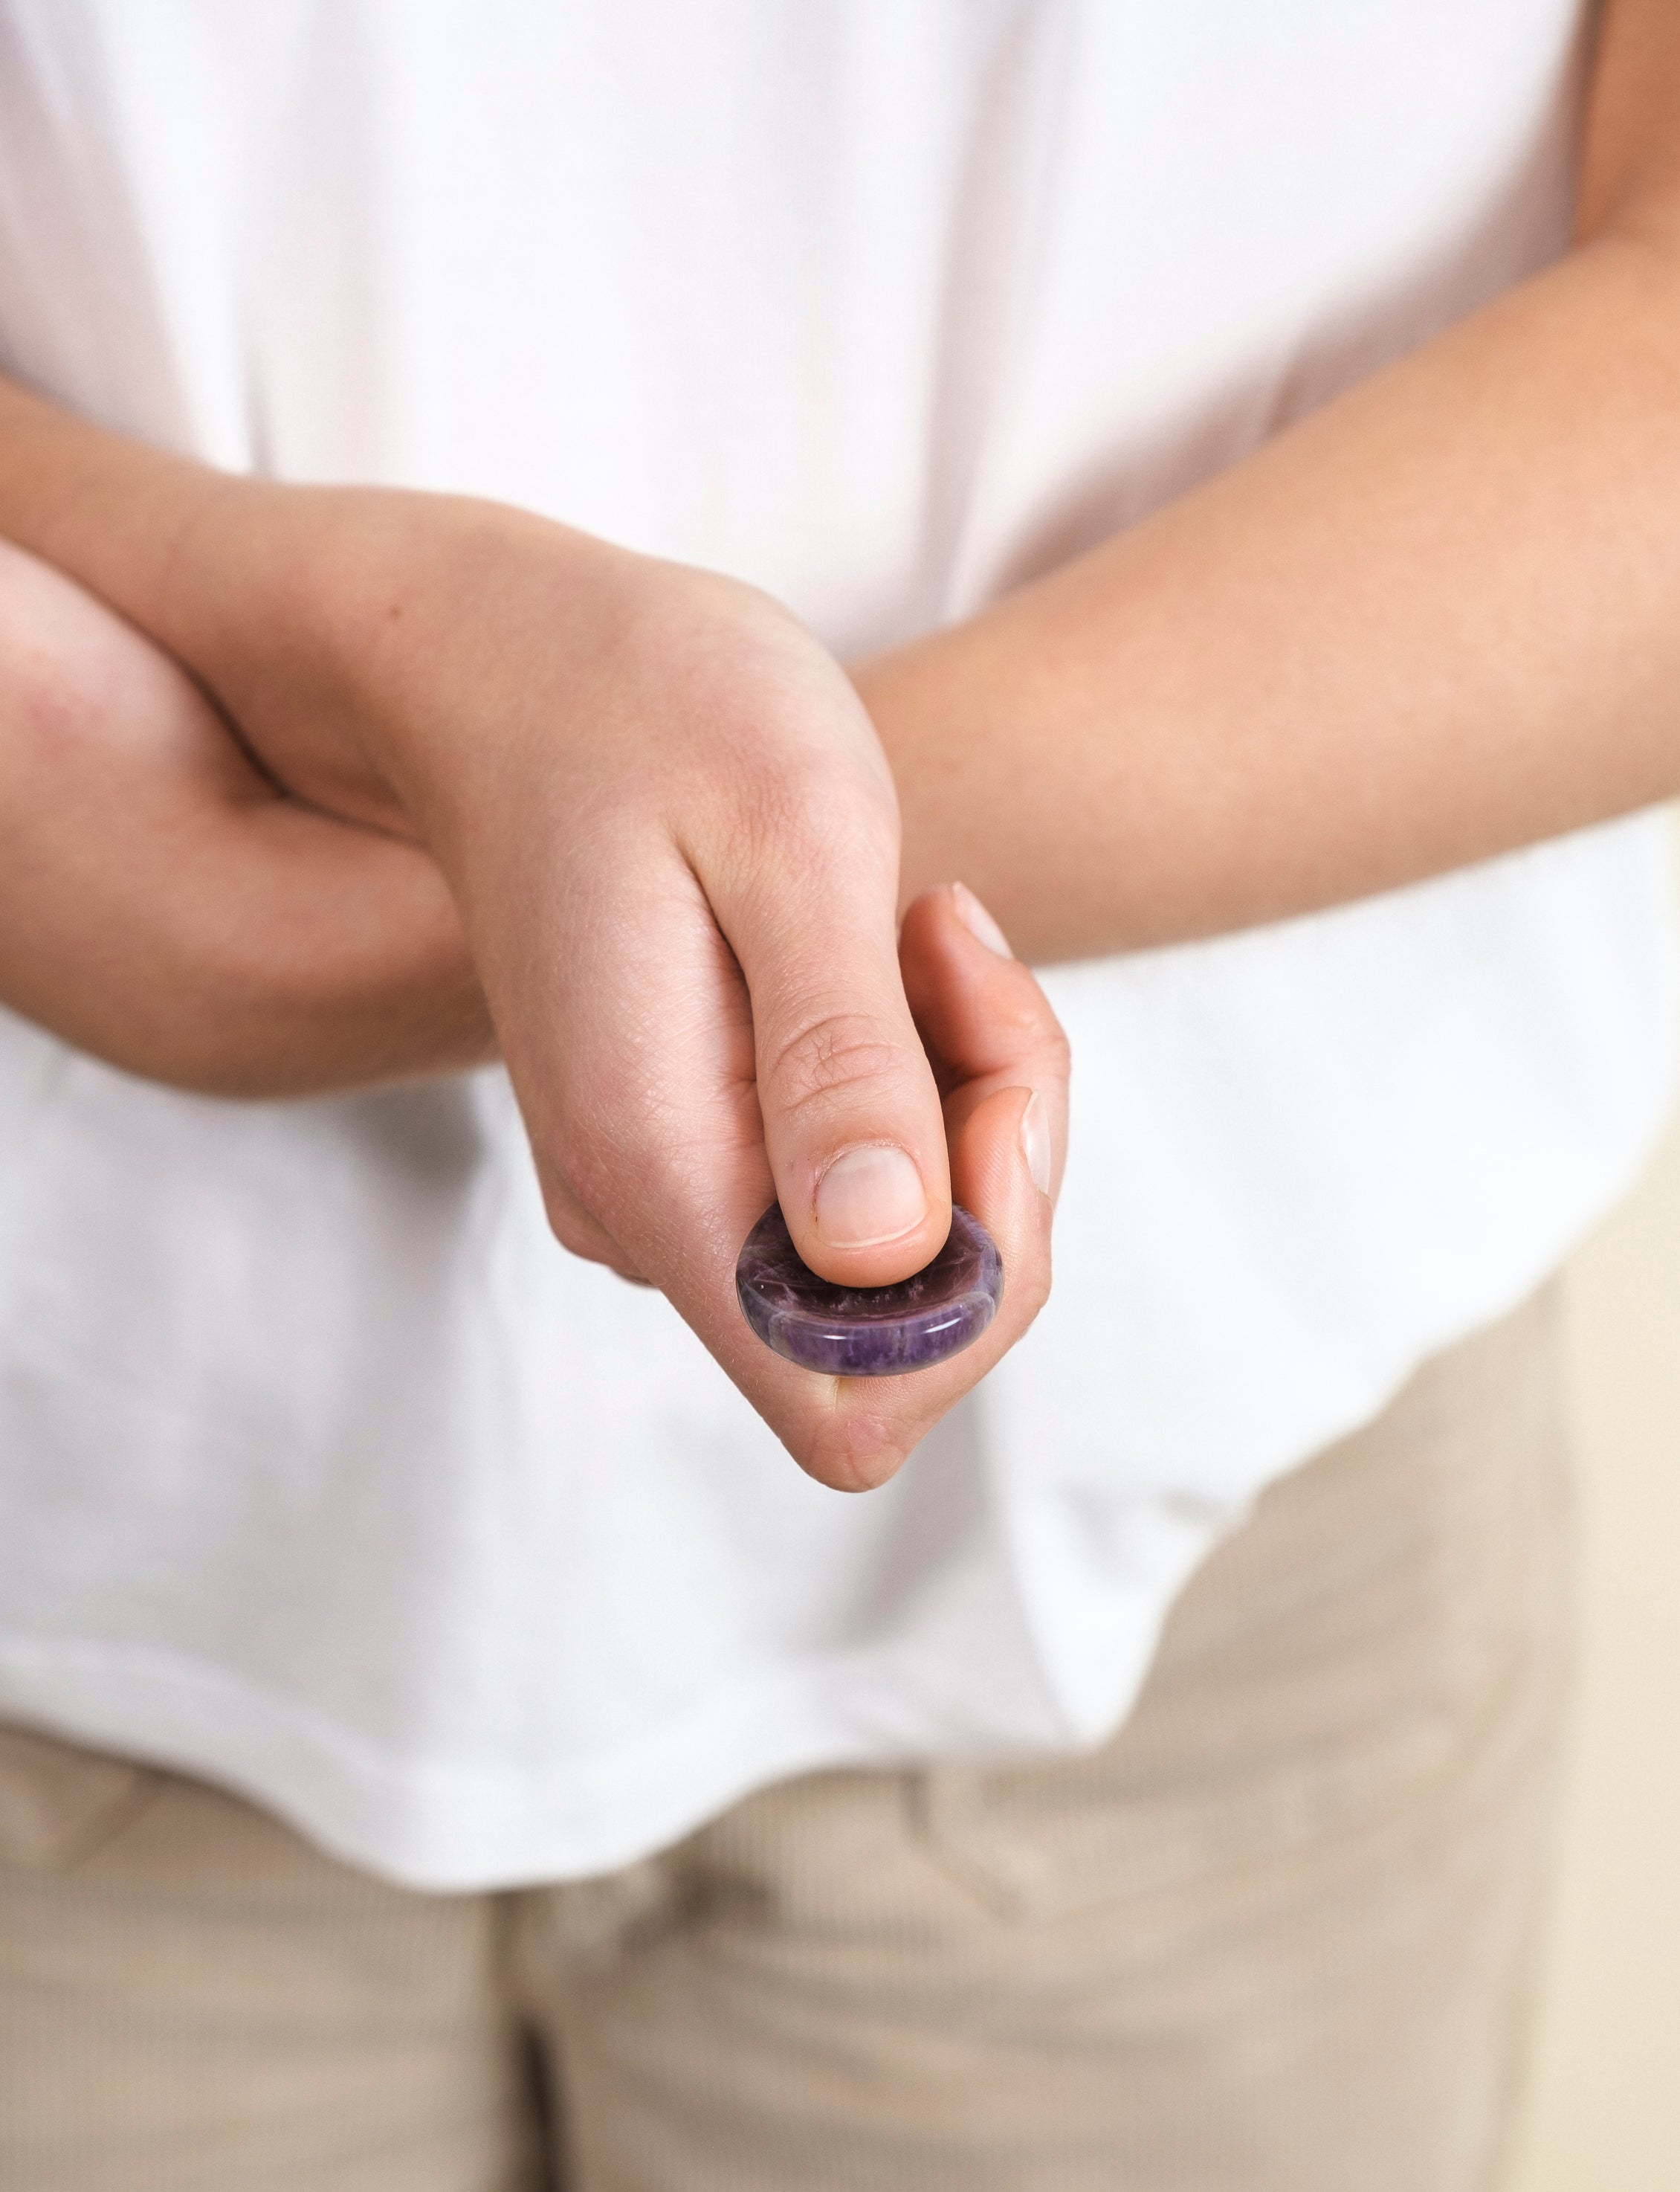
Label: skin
xmin=865 ymin=0 xmax=1680 ymax=958
xmin=0 ymin=494 xmax=1067 ymax=1493
xmin=0 ymin=0 xmax=1673 ymax=1486
xmin=0 ymin=538 xmax=493 ymax=1095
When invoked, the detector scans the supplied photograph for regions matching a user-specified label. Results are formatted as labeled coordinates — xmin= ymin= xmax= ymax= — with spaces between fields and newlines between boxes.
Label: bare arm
xmin=864 ymin=0 xmax=1680 ymax=963
xmin=0 ymin=376 xmax=1066 ymax=1495
xmin=4 ymin=2 xmax=1661 ymax=1476
xmin=0 ymin=538 xmax=494 ymax=1095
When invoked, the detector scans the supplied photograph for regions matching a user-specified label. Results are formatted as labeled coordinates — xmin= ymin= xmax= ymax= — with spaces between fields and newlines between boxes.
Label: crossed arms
xmin=1 ymin=0 xmax=1675 ymax=1484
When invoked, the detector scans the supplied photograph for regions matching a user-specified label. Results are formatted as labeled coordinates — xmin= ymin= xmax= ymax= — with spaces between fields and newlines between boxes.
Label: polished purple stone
xmin=735 ymin=1202 xmax=1003 ymax=1376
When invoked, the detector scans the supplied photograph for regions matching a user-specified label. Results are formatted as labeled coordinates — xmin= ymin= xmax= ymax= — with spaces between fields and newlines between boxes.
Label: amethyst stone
xmin=736 ymin=1202 xmax=1003 ymax=1376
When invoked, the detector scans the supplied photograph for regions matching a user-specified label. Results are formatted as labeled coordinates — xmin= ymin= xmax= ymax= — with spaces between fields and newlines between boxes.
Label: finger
xmin=898 ymin=883 xmax=1069 ymax=1200
xmin=705 ymin=781 xmax=953 ymax=1289
xmin=704 ymin=884 xmax=1066 ymax=1494
xmin=766 ymin=889 xmax=1068 ymax=1492
xmin=786 ymin=1080 xmax=1054 ymax=1494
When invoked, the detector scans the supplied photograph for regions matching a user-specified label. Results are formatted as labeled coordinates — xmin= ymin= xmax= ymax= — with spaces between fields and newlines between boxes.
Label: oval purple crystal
xmin=735 ymin=1202 xmax=1003 ymax=1376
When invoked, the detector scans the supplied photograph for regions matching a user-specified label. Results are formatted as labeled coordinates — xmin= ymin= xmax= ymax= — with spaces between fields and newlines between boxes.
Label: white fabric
xmin=0 ymin=0 xmax=1673 ymax=1888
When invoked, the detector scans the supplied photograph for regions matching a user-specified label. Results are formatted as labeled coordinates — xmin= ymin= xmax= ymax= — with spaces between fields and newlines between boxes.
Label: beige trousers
xmin=0 ymin=1289 xmax=1572 ymax=2192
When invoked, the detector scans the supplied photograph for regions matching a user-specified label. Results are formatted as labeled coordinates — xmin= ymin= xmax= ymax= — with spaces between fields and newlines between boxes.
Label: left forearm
xmin=0 ymin=539 xmax=492 ymax=1098
xmin=862 ymin=0 xmax=1680 ymax=964
xmin=865 ymin=228 xmax=1680 ymax=964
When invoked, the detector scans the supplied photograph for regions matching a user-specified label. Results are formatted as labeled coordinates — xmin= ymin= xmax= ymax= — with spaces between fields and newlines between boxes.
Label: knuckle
xmin=1004 ymin=994 xmax=1071 ymax=1091
xmin=707 ymin=758 xmax=899 ymax=902
xmin=760 ymin=1008 xmax=910 ymax=1124
xmin=1006 ymin=979 xmax=1070 ymax=1062
xmin=1018 ymin=1262 xmax=1053 ymax=1324
xmin=543 ymin=1199 xmax=594 ymax=1255
xmin=547 ymin=1206 xmax=623 ymax=1269
xmin=804 ymin=1413 xmax=910 ymax=1495
xmin=1006 ymin=1248 xmax=1053 ymax=1329
xmin=534 ymin=1152 xmax=610 ymax=1252
xmin=997 ymin=991 xmax=1069 ymax=1064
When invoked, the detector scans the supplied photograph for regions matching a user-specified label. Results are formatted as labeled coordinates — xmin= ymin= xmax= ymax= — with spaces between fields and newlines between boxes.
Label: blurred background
xmin=1511 ymin=932 xmax=1680 ymax=2188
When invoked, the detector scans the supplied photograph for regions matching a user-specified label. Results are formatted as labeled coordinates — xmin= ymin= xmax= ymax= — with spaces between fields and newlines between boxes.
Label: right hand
xmin=178 ymin=489 xmax=1070 ymax=1489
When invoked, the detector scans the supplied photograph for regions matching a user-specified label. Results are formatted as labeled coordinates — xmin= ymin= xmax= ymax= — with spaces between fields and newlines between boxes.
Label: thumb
xmin=711 ymin=816 xmax=952 ymax=1289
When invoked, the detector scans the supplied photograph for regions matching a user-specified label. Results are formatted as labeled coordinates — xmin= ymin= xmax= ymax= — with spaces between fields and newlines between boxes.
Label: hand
xmin=0 ymin=537 xmax=492 ymax=1095
xmin=167 ymin=489 xmax=1070 ymax=1487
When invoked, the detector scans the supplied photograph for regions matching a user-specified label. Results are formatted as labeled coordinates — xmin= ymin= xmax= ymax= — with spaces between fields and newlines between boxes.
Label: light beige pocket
xmin=0 ymin=1721 xmax=161 ymax=1870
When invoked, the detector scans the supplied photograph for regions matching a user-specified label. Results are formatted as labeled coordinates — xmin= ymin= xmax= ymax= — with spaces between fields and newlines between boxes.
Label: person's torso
xmin=0 ymin=0 xmax=1670 ymax=1886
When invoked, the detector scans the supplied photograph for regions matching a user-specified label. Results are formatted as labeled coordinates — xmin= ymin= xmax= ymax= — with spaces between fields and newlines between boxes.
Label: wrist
xmin=256 ymin=491 xmax=648 ymax=861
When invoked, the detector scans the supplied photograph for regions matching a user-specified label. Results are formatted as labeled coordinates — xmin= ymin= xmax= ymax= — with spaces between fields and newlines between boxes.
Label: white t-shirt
xmin=0 ymin=0 xmax=1673 ymax=1888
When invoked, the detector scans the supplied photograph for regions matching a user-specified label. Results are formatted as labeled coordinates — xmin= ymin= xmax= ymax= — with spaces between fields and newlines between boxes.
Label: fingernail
xmin=1020 ymin=1093 xmax=1053 ymax=1196
xmin=952 ymin=882 xmax=1014 ymax=958
xmin=814 ymin=1145 xmax=928 ymax=1247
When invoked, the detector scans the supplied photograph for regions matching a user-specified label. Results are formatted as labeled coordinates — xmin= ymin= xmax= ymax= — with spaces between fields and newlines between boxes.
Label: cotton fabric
xmin=0 ymin=0 xmax=1669 ymax=1884
xmin=0 ymin=1289 xmax=1573 ymax=2191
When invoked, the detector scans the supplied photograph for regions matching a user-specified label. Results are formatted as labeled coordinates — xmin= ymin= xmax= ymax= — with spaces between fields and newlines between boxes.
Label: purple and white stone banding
xmin=735 ymin=1202 xmax=1003 ymax=1376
